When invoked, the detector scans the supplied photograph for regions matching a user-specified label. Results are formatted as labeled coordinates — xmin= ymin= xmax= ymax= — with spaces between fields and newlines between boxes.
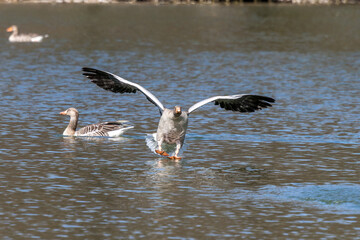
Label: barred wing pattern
xmin=82 ymin=67 xmax=165 ymax=114
xmin=76 ymin=121 xmax=131 ymax=137
xmin=188 ymin=94 xmax=275 ymax=114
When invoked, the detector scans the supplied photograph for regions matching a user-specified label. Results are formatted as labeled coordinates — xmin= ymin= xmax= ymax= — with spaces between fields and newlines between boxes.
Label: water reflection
xmin=62 ymin=135 xmax=132 ymax=143
xmin=145 ymin=158 xmax=183 ymax=193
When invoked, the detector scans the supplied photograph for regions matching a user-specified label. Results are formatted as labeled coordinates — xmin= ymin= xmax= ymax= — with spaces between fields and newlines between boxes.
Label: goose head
xmin=173 ymin=106 xmax=182 ymax=118
xmin=6 ymin=25 xmax=18 ymax=33
xmin=60 ymin=108 xmax=79 ymax=119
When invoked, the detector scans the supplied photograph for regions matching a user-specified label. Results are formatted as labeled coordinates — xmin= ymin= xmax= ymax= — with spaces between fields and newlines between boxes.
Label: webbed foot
xmin=155 ymin=150 xmax=169 ymax=156
xmin=168 ymin=156 xmax=182 ymax=161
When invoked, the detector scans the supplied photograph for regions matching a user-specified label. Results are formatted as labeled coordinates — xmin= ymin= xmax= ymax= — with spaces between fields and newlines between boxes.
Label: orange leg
xmin=168 ymin=156 xmax=182 ymax=161
xmin=155 ymin=137 xmax=169 ymax=156
xmin=167 ymin=141 xmax=182 ymax=160
xmin=155 ymin=149 xmax=169 ymax=157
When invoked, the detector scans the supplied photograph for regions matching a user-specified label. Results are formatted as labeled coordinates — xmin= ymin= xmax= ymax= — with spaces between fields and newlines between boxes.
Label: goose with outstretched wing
xmin=83 ymin=67 xmax=275 ymax=160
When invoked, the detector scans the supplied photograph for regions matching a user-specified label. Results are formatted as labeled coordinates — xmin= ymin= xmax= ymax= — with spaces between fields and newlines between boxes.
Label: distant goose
xmin=83 ymin=67 xmax=275 ymax=160
xmin=60 ymin=107 xmax=133 ymax=137
xmin=6 ymin=25 xmax=48 ymax=43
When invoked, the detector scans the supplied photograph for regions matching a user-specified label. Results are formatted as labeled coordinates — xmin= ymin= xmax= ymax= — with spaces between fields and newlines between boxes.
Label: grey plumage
xmin=76 ymin=121 xmax=131 ymax=137
xmin=60 ymin=108 xmax=133 ymax=137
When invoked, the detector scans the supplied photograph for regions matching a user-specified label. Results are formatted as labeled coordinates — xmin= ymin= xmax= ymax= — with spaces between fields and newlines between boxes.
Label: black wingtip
xmin=82 ymin=67 xmax=111 ymax=80
xmin=82 ymin=67 xmax=96 ymax=71
xmin=267 ymin=97 xmax=276 ymax=103
xmin=257 ymin=95 xmax=275 ymax=103
xmin=81 ymin=67 xmax=140 ymax=95
xmin=82 ymin=67 xmax=101 ymax=76
xmin=82 ymin=67 xmax=94 ymax=77
xmin=82 ymin=67 xmax=92 ymax=72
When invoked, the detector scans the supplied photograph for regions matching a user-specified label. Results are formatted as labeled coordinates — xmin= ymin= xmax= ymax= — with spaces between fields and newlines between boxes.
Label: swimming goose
xmin=60 ymin=107 xmax=133 ymax=137
xmin=83 ymin=67 xmax=275 ymax=160
xmin=6 ymin=25 xmax=48 ymax=43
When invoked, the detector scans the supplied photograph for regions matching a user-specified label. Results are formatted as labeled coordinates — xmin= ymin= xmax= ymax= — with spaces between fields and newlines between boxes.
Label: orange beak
xmin=175 ymin=106 xmax=181 ymax=114
xmin=6 ymin=26 xmax=13 ymax=32
xmin=60 ymin=111 xmax=67 ymax=115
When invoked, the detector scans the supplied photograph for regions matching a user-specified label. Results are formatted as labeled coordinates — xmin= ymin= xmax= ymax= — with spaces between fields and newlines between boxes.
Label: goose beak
xmin=6 ymin=27 xmax=13 ymax=32
xmin=174 ymin=106 xmax=182 ymax=115
xmin=60 ymin=111 xmax=67 ymax=115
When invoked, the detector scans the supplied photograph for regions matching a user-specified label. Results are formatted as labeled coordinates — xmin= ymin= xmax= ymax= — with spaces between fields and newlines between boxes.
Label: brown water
xmin=0 ymin=4 xmax=359 ymax=239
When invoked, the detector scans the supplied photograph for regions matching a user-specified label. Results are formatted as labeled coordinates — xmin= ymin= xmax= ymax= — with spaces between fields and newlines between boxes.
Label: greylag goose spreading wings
xmin=60 ymin=107 xmax=133 ymax=137
xmin=6 ymin=25 xmax=48 ymax=43
xmin=83 ymin=67 xmax=275 ymax=160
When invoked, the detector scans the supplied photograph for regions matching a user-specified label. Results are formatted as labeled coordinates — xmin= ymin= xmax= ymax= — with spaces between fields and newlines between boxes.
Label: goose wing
xmin=188 ymin=94 xmax=275 ymax=114
xmin=76 ymin=121 xmax=131 ymax=137
xmin=82 ymin=67 xmax=165 ymax=114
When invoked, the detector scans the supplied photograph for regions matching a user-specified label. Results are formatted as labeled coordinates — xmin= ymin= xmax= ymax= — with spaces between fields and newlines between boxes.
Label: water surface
xmin=0 ymin=4 xmax=359 ymax=239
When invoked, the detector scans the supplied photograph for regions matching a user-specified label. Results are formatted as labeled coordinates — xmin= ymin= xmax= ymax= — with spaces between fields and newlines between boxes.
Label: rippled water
xmin=0 ymin=4 xmax=359 ymax=239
